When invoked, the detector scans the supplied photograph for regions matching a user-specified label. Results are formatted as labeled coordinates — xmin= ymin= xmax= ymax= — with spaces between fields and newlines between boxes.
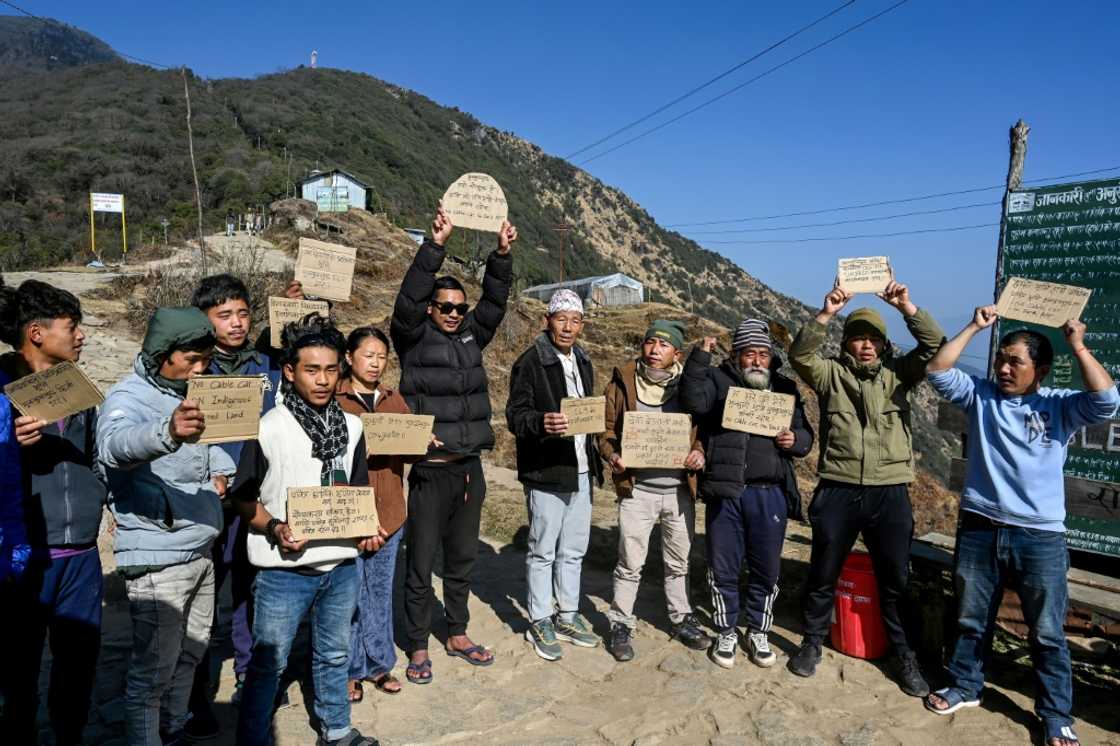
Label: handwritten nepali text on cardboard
xmin=722 ymin=387 xmax=795 ymax=437
xmin=3 ymin=361 xmax=103 ymax=421
xmin=360 ymin=413 xmax=435 ymax=456
xmin=267 ymin=297 xmax=330 ymax=348
xmin=838 ymin=256 xmax=892 ymax=294
xmin=622 ymin=411 xmax=692 ymax=469
xmin=996 ymin=277 xmax=1092 ymax=328
xmin=286 ymin=486 xmax=379 ymax=540
xmin=560 ymin=396 xmax=607 ymax=436
xmin=441 ymin=173 xmax=509 ymax=233
xmin=186 ymin=375 xmax=264 ymax=444
xmin=295 ymin=237 xmax=357 ymax=302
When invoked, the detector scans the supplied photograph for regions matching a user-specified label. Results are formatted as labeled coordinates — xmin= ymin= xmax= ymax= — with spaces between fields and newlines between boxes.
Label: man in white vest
xmin=232 ymin=315 xmax=380 ymax=746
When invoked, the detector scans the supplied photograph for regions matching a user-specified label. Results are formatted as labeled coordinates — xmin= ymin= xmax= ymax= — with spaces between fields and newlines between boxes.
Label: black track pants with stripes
xmin=705 ymin=484 xmax=787 ymax=633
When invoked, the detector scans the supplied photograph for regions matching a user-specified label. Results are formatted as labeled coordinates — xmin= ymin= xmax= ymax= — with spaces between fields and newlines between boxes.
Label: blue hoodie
xmin=0 ymin=371 xmax=30 ymax=581
xmin=928 ymin=368 xmax=1120 ymax=531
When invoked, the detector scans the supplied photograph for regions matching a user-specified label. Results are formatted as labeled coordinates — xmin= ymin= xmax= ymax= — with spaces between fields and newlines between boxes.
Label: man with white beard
xmin=680 ymin=319 xmax=813 ymax=669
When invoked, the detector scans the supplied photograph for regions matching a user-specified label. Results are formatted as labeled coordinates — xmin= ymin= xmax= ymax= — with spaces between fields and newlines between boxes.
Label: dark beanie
xmin=644 ymin=319 xmax=686 ymax=350
xmin=843 ymin=307 xmax=888 ymax=342
xmin=732 ymin=318 xmax=772 ymax=351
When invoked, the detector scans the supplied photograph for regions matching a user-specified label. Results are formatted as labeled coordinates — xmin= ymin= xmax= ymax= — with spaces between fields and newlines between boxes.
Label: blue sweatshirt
xmin=928 ymin=368 xmax=1120 ymax=532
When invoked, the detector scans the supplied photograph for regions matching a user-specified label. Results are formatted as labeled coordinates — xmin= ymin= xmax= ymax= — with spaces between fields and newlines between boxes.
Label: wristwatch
xmin=265 ymin=517 xmax=284 ymax=548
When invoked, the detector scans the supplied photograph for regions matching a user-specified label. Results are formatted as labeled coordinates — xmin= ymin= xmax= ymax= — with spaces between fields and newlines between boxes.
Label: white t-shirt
xmin=557 ymin=348 xmax=589 ymax=475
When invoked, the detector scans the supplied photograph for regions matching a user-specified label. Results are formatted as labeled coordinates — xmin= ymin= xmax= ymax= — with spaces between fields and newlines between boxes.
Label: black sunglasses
xmin=431 ymin=301 xmax=470 ymax=316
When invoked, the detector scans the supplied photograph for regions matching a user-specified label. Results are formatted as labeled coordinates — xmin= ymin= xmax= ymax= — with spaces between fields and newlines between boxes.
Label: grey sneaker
xmin=554 ymin=613 xmax=600 ymax=648
xmin=746 ymin=631 xmax=776 ymax=668
xmin=710 ymin=630 xmax=738 ymax=669
xmin=526 ymin=618 xmax=563 ymax=660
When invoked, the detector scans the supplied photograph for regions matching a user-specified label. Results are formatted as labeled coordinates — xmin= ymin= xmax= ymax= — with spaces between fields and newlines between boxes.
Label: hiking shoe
xmin=710 ymin=630 xmax=738 ymax=669
xmin=526 ymin=618 xmax=564 ymax=660
xmin=181 ymin=709 xmax=220 ymax=741
xmin=893 ymin=650 xmax=930 ymax=698
xmin=554 ymin=613 xmax=600 ymax=648
xmin=787 ymin=636 xmax=822 ymax=677
xmin=608 ymin=623 xmax=635 ymax=662
xmin=671 ymin=614 xmax=712 ymax=651
xmin=317 ymin=728 xmax=379 ymax=746
xmin=746 ymin=631 xmax=777 ymax=668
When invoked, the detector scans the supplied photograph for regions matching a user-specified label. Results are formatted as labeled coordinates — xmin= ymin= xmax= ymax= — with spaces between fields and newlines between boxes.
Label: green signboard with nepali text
xmin=999 ymin=177 xmax=1120 ymax=555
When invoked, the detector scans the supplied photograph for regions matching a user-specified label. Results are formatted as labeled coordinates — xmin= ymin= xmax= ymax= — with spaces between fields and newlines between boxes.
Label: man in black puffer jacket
xmin=391 ymin=205 xmax=517 ymax=681
xmin=680 ymin=319 xmax=813 ymax=671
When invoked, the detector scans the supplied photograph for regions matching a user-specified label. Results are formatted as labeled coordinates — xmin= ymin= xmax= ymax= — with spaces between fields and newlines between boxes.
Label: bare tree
xmin=181 ymin=66 xmax=208 ymax=273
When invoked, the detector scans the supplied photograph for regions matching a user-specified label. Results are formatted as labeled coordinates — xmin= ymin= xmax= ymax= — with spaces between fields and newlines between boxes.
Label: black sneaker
xmin=893 ymin=650 xmax=930 ymax=697
xmin=671 ymin=614 xmax=712 ymax=651
xmin=787 ymin=636 xmax=822 ymax=677
xmin=181 ymin=709 xmax=220 ymax=742
xmin=608 ymin=623 xmax=635 ymax=662
xmin=316 ymin=728 xmax=379 ymax=746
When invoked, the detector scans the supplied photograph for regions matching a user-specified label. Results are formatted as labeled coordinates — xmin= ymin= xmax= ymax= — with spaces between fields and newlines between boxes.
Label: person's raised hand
xmin=701 ymin=337 xmax=718 ymax=353
xmin=775 ymin=428 xmax=796 ymax=450
xmin=822 ymin=286 xmax=853 ymax=317
xmin=1062 ymin=319 xmax=1088 ymax=352
xmin=877 ymin=281 xmax=917 ymax=316
xmin=284 ymin=280 xmax=305 ymax=300
xmin=497 ymin=220 xmax=518 ymax=255
xmin=683 ymin=449 xmax=705 ymax=471
xmin=543 ymin=412 xmax=569 ymax=436
xmin=973 ymin=305 xmax=998 ymax=329
xmin=14 ymin=416 xmax=48 ymax=447
xmin=170 ymin=400 xmax=206 ymax=444
xmin=432 ymin=205 xmax=453 ymax=246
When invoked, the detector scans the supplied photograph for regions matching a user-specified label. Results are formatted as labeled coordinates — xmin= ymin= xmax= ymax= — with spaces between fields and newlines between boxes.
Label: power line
xmin=683 ymin=200 xmax=998 ymax=235
xmin=578 ymin=0 xmax=911 ymax=166
xmin=667 ymin=165 xmax=1120 ymax=227
xmin=565 ymin=1 xmax=855 ymax=160
xmin=0 ymin=0 xmax=171 ymax=68
xmin=702 ymin=222 xmax=997 ymax=244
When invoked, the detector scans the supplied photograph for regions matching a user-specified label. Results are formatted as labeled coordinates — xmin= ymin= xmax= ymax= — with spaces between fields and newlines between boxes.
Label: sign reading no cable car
xmin=89 ymin=192 xmax=128 ymax=257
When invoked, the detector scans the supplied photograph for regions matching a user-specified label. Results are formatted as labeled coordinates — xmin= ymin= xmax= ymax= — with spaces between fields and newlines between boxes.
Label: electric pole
xmin=553 ymin=224 xmax=571 ymax=283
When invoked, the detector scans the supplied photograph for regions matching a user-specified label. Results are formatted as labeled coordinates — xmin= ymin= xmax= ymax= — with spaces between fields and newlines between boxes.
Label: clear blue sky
xmin=7 ymin=0 xmax=1120 ymax=363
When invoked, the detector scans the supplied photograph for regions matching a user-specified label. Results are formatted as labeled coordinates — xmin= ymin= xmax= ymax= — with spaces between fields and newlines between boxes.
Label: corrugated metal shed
xmin=298 ymin=169 xmax=370 ymax=211
xmin=521 ymin=273 xmax=644 ymax=307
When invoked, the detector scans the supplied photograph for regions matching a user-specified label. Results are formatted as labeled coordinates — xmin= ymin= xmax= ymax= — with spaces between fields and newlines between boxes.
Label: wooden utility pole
xmin=553 ymin=224 xmax=571 ymax=283
xmin=988 ymin=119 xmax=1030 ymax=370
xmin=181 ymin=66 xmax=207 ymax=272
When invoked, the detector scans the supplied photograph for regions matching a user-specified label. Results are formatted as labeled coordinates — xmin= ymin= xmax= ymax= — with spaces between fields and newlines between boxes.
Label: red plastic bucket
xmin=830 ymin=551 xmax=889 ymax=660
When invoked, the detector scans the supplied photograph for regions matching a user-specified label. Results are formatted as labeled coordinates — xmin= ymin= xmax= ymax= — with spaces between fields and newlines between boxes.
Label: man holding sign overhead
xmin=924 ymin=307 xmax=1117 ymax=745
xmin=787 ymin=279 xmax=945 ymax=698
xmin=230 ymin=315 xmax=379 ymax=746
xmin=506 ymin=289 xmax=603 ymax=661
xmin=96 ymin=307 xmax=236 ymax=746
xmin=679 ymin=319 xmax=812 ymax=670
xmin=600 ymin=319 xmax=710 ymax=662
xmin=390 ymin=205 xmax=516 ymax=679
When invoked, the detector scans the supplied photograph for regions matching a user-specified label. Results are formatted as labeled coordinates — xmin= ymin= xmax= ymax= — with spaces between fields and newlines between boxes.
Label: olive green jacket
xmin=789 ymin=308 xmax=945 ymax=486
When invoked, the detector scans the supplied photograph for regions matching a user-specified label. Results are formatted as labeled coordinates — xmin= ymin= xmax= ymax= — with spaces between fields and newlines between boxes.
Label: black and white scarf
xmin=281 ymin=380 xmax=349 ymax=482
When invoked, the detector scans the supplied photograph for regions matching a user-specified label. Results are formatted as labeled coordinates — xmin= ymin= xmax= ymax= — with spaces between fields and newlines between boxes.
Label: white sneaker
xmin=747 ymin=631 xmax=776 ymax=668
xmin=710 ymin=630 xmax=738 ymax=669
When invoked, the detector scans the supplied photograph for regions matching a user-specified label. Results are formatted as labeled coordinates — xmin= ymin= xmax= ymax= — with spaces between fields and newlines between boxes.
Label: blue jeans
xmin=947 ymin=512 xmax=1073 ymax=735
xmin=525 ymin=473 xmax=592 ymax=623
xmin=349 ymin=529 xmax=402 ymax=680
xmin=238 ymin=561 xmax=358 ymax=746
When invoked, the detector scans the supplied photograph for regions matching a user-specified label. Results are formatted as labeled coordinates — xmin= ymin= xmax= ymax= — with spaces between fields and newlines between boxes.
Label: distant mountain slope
xmin=0 ymin=16 xmax=117 ymax=75
xmin=0 ymin=17 xmax=956 ymax=479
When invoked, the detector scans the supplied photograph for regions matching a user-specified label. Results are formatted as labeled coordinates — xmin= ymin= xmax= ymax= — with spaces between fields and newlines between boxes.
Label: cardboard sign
xmin=286 ymin=486 xmax=379 ymax=540
xmin=185 ymin=376 xmax=265 ymax=444
xmin=3 ymin=361 xmax=103 ymax=421
xmin=295 ymin=237 xmax=357 ymax=302
xmin=996 ymin=277 xmax=1092 ymax=328
xmin=721 ymin=387 xmax=795 ymax=437
xmin=267 ymin=297 xmax=330 ymax=348
xmin=441 ymin=172 xmax=509 ymax=233
xmin=621 ymin=411 xmax=692 ymax=469
xmin=560 ymin=396 xmax=607 ymax=435
xmin=360 ymin=413 xmax=435 ymax=456
xmin=838 ymin=256 xmax=892 ymax=294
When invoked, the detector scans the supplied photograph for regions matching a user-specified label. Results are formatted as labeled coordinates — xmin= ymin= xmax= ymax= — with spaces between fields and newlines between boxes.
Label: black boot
xmin=787 ymin=636 xmax=822 ymax=677
xmin=671 ymin=614 xmax=712 ymax=651
xmin=608 ymin=623 xmax=635 ymax=662
xmin=893 ymin=649 xmax=930 ymax=697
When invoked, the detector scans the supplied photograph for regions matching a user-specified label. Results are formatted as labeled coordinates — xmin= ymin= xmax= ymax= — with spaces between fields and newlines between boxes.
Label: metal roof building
xmin=298 ymin=169 xmax=370 ymax=212
xmin=521 ymin=273 xmax=644 ymax=308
